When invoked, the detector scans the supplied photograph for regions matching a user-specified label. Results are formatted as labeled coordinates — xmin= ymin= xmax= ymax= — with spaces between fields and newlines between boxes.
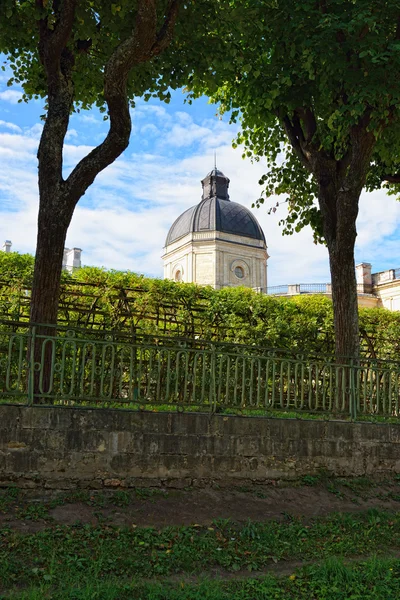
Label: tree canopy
xmin=188 ymin=0 xmax=400 ymax=359
xmin=0 ymin=0 xmax=217 ymax=109
xmin=0 ymin=0 xmax=228 ymax=335
xmin=189 ymin=0 xmax=400 ymax=235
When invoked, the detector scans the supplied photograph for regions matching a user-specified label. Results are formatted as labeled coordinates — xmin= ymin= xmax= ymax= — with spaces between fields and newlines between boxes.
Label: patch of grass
xmin=301 ymin=474 xmax=320 ymax=486
xmin=134 ymin=487 xmax=167 ymax=500
xmin=338 ymin=477 xmax=374 ymax=497
xmin=1 ymin=509 xmax=400 ymax=592
xmin=17 ymin=503 xmax=49 ymax=521
xmin=0 ymin=486 xmax=19 ymax=512
xmin=5 ymin=556 xmax=400 ymax=599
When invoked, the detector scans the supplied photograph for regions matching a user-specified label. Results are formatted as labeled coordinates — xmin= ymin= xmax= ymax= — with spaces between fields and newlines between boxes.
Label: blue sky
xmin=1 ymin=69 xmax=400 ymax=286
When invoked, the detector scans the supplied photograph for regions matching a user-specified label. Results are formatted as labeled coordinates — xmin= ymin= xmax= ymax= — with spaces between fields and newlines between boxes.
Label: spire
xmin=201 ymin=165 xmax=230 ymax=201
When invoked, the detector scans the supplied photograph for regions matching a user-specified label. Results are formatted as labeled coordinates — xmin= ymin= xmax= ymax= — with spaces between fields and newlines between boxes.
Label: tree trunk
xmin=29 ymin=195 xmax=72 ymax=398
xmin=30 ymin=203 xmax=69 ymax=329
xmin=283 ymin=110 xmax=376 ymax=369
xmin=318 ymin=179 xmax=361 ymax=362
xmin=328 ymin=244 xmax=360 ymax=361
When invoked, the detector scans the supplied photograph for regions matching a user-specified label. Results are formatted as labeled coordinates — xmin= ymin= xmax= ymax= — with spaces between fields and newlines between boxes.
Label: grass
xmin=1 ymin=509 xmax=400 ymax=593
xmin=4 ymin=396 xmax=400 ymax=424
xmin=3 ymin=556 xmax=400 ymax=599
xmin=2 ymin=484 xmax=400 ymax=597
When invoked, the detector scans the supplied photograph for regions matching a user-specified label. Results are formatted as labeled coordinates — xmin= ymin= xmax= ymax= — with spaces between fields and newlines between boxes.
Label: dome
xmin=165 ymin=169 xmax=266 ymax=246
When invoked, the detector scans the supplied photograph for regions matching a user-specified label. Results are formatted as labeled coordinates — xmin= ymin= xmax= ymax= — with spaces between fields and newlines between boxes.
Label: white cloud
xmin=0 ymin=102 xmax=399 ymax=289
xmin=65 ymin=129 xmax=78 ymax=140
xmin=0 ymin=89 xmax=23 ymax=104
xmin=0 ymin=120 xmax=21 ymax=133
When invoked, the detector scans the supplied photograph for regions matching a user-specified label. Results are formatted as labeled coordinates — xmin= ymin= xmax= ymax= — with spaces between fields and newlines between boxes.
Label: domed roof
xmin=165 ymin=168 xmax=266 ymax=246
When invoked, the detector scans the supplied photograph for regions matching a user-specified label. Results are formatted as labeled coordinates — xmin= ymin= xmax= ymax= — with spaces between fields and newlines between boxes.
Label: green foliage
xmin=2 ymin=511 xmax=400 ymax=596
xmin=188 ymin=0 xmax=400 ymax=239
xmin=1 ymin=254 xmax=400 ymax=359
xmin=0 ymin=0 xmax=226 ymax=111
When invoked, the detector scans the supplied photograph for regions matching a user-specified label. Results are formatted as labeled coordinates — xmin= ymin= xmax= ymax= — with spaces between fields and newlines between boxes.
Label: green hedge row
xmin=0 ymin=252 xmax=399 ymax=359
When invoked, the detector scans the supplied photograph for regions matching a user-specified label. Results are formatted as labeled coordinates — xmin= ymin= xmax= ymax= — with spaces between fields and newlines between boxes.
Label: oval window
xmin=235 ymin=266 xmax=245 ymax=279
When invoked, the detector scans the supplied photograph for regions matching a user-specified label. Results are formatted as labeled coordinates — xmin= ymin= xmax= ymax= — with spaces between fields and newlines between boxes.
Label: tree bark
xmin=30 ymin=201 xmax=71 ymax=329
xmin=317 ymin=171 xmax=361 ymax=361
xmin=325 ymin=213 xmax=360 ymax=361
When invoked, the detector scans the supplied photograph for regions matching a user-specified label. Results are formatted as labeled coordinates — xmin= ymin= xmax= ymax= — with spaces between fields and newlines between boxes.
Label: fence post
xmin=210 ymin=344 xmax=217 ymax=413
xmin=27 ymin=326 xmax=36 ymax=406
xmin=349 ymin=359 xmax=357 ymax=421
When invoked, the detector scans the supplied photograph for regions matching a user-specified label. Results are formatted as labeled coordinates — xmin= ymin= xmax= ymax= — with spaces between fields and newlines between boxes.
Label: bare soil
xmin=1 ymin=478 xmax=400 ymax=533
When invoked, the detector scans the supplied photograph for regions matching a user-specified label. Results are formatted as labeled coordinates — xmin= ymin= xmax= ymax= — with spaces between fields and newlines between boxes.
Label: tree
xmin=189 ymin=0 xmax=400 ymax=360
xmin=0 ymin=0 xmax=218 ymax=330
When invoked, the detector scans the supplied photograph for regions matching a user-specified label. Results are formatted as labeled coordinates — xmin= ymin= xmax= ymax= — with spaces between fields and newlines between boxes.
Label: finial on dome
xmin=214 ymin=150 xmax=217 ymax=170
xmin=201 ymin=163 xmax=230 ymax=201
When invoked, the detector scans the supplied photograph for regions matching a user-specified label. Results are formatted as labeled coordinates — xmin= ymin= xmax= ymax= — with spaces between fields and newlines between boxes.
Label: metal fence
xmin=267 ymin=283 xmax=373 ymax=295
xmin=1 ymin=324 xmax=400 ymax=419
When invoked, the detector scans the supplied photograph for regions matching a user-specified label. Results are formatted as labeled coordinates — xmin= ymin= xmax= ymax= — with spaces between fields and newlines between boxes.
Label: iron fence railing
xmin=267 ymin=283 xmax=373 ymax=295
xmin=1 ymin=324 xmax=400 ymax=420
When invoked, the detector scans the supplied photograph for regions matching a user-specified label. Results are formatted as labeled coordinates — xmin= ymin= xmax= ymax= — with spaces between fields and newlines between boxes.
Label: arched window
xmin=175 ymin=270 xmax=182 ymax=282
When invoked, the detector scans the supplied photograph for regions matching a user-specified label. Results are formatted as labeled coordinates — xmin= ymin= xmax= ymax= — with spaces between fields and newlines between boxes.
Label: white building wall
xmin=162 ymin=231 xmax=268 ymax=291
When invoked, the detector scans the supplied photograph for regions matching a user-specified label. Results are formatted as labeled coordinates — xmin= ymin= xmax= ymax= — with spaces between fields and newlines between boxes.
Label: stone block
xmin=163 ymin=478 xmax=192 ymax=489
xmin=235 ymin=436 xmax=261 ymax=457
xmin=170 ymin=413 xmax=210 ymax=435
xmin=110 ymin=453 xmax=138 ymax=473
xmin=389 ymin=425 xmax=400 ymax=443
xmin=325 ymin=420 xmax=358 ymax=442
xmin=125 ymin=477 xmax=162 ymax=488
xmin=0 ymin=428 xmax=18 ymax=445
xmin=358 ymin=422 xmax=390 ymax=442
xmin=211 ymin=414 xmax=269 ymax=436
xmin=6 ymin=449 xmax=39 ymax=472
xmin=49 ymin=408 xmax=73 ymax=430
xmin=21 ymin=407 xmax=51 ymax=430
xmin=0 ymin=405 xmax=21 ymax=430
xmin=65 ymin=429 xmax=105 ymax=452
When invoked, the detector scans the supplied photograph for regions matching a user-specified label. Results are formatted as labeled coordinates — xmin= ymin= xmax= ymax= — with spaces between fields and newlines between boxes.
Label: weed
xmin=5 ymin=557 xmax=400 ymax=599
xmin=17 ymin=503 xmax=49 ymax=521
xmin=134 ymin=487 xmax=165 ymax=500
xmin=301 ymin=474 xmax=320 ymax=486
xmin=326 ymin=483 xmax=344 ymax=498
xmin=0 ymin=486 xmax=19 ymax=512
xmin=2 ymin=509 xmax=400 ymax=596
xmin=111 ymin=490 xmax=131 ymax=507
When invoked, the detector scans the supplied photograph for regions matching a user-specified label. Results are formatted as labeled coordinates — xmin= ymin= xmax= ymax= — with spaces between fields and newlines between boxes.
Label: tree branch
xmin=152 ymin=0 xmax=181 ymax=56
xmin=38 ymin=0 xmax=77 ymax=69
xmin=296 ymin=107 xmax=317 ymax=143
xmin=64 ymin=0 xmax=181 ymax=204
xmin=282 ymin=115 xmax=312 ymax=172
xmin=396 ymin=15 xmax=400 ymax=40
xmin=37 ymin=0 xmax=77 ymax=201
xmin=382 ymin=173 xmax=400 ymax=184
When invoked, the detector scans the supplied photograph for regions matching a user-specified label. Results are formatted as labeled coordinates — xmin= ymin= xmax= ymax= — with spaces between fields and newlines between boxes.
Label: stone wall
xmin=1 ymin=405 xmax=400 ymax=490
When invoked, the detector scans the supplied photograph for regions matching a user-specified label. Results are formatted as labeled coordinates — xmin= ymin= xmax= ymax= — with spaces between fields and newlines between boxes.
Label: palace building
xmin=162 ymin=167 xmax=269 ymax=291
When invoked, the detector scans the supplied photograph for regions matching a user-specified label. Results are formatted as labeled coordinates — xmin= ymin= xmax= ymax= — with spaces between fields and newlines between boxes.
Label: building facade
xmin=163 ymin=168 xmax=269 ymax=291
xmin=1 ymin=240 xmax=82 ymax=272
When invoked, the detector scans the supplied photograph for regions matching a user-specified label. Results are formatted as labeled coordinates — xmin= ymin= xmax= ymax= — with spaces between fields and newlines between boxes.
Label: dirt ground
xmin=2 ymin=478 xmax=400 ymax=533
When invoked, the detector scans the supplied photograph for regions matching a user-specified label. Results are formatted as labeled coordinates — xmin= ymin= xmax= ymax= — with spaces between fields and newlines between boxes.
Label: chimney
xmin=62 ymin=247 xmax=82 ymax=272
xmin=2 ymin=240 xmax=12 ymax=253
xmin=355 ymin=263 xmax=372 ymax=293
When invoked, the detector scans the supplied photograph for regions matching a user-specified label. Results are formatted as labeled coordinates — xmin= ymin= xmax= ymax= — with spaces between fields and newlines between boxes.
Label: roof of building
xmin=165 ymin=168 xmax=266 ymax=246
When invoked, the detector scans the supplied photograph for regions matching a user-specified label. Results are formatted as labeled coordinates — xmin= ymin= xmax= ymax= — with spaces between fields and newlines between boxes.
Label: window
xmin=175 ymin=270 xmax=182 ymax=282
xmin=235 ymin=266 xmax=244 ymax=279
